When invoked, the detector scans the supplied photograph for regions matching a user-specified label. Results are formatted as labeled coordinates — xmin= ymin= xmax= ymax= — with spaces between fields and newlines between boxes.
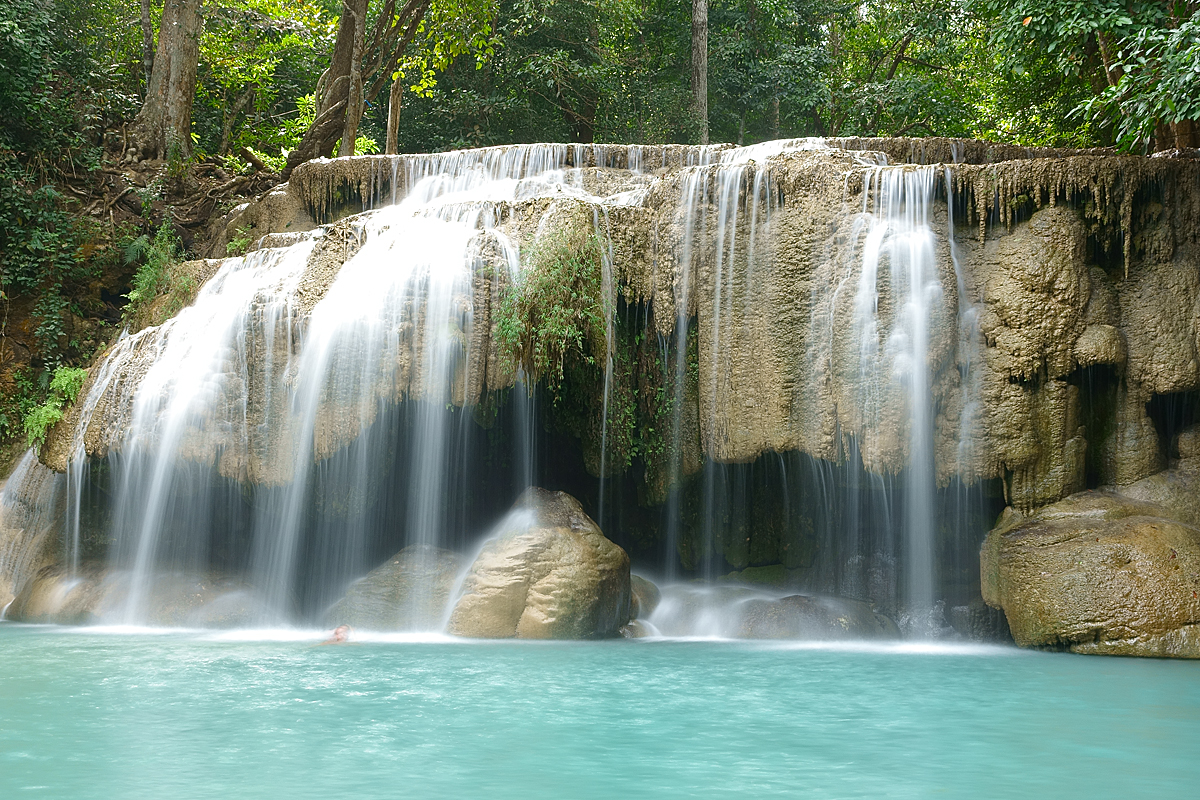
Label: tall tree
xmin=140 ymin=0 xmax=155 ymax=95
xmin=130 ymin=0 xmax=205 ymax=162
xmin=283 ymin=0 xmax=496 ymax=175
xmin=692 ymin=0 xmax=709 ymax=143
xmin=385 ymin=69 xmax=405 ymax=153
xmin=282 ymin=0 xmax=371 ymax=174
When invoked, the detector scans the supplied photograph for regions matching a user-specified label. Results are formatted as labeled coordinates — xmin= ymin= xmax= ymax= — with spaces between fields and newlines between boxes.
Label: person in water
xmin=320 ymin=625 xmax=351 ymax=645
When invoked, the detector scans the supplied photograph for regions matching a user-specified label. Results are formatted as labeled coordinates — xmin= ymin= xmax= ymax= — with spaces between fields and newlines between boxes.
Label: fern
xmin=23 ymin=365 xmax=88 ymax=448
xmin=123 ymin=222 xmax=182 ymax=319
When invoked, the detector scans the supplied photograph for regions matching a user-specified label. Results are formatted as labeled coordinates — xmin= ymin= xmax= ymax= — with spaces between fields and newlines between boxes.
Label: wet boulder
xmin=447 ymin=488 xmax=631 ymax=639
xmin=630 ymin=574 xmax=661 ymax=619
xmin=737 ymin=594 xmax=899 ymax=639
xmin=648 ymin=584 xmax=898 ymax=639
xmin=6 ymin=564 xmax=269 ymax=627
xmin=323 ymin=544 xmax=463 ymax=631
xmin=982 ymin=486 xmax=1200 ymax=658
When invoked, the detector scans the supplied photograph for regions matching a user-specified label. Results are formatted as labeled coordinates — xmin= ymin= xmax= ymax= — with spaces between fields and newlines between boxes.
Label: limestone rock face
xmin=447 ymin=488 xmax=631 ymax=638
xmin=6 ymin=565 xmax=269 ymax=627
xmin=1114 ymin=459 xmax=1200 ymax=528
xmin=324 ymin=544 xmax=463 ymax=631
xmin=982 ymin=473 xmax=1200 ymax=657
xmin=204 ymin=187 xmax=316 ymax=259
xmin=0 ymin=452 xmax=62 ymax=612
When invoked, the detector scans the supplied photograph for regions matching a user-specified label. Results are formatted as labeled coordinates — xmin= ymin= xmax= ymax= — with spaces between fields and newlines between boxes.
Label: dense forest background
xmin=0 ymin=0 xmax=1197 ymax=457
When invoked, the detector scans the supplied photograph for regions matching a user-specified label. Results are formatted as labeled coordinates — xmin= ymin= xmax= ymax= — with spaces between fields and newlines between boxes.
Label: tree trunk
xmin=565 ymin=90 xmax=598 ymax=143
xmin=1095 ymin=32 xmax=1123 ymax=88
xmin=1173 ymin=120 xmax=1198 ymax=149
xmin=218 ymin=87 xmax=256 ymax=156
xmin=385 ymin=77 xmax=404 ymax=154
xmin=770 ymin=96 xmax=780 ymax=140
xmin=691 ymin=0 xmax=708 ymax=145
xmin=140 ymin=0 xmax=155 ymax=96
xmin=283 ymin=0 xmax=368 ymax=178
xmin=130 ymin=0 xmax=204 ymax=162
xmin=339 ymin=5 xmax=367 ymax=157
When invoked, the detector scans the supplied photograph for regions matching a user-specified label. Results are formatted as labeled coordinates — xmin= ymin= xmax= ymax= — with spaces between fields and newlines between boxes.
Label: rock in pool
xmin=648 ymin=583 xmax=898 ymax=639
xmin=447 ymin=487 xmax=631 ymax=639
xmin=6 ymin=564 xmax=271 ymax=627
xmin=737 ymin=593 xmax=899 ymax=639
xmin=630 ymin=574 xmax=661 ymax=619
xmin=324 ymin=544 xmax=463 ymax=631
xmin=982 ymin=467 xmax=1200 ymax=658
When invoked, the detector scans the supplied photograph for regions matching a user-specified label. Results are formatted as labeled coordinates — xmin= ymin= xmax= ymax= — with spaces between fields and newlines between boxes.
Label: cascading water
xmin=0 ymin=451 xmax=63 ymax=615
xmin=49 ymin=144 xmax=665 ymax=627
xmin=851 ymin=166 xmax=943 ymax=626
xmin=655 ymin=145 xmax=967 ymax=631
xmin=1 ymin=138 xmax=990 ymax=636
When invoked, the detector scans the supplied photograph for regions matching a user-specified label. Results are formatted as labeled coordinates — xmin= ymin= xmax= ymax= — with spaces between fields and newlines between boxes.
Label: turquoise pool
xmin=1 ymin=625 xmax=1196 ymax=798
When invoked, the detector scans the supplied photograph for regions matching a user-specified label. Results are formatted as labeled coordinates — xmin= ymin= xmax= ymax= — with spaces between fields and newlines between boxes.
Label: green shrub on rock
xmin=495 ymin=228 xmax=608 ymax=388
xmin=23 ymin=365 xmax=87 ymax=449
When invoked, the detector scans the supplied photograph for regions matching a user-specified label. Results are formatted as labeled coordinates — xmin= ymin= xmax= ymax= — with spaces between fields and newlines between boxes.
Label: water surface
xmin=1 ymin=625 xmax=1196 ymax=798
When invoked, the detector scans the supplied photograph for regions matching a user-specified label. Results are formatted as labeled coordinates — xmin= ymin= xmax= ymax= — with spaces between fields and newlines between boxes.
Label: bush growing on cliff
xmin=495 ymin=231 xmax=609 ymax=389
xmin=123 ymin=223 xmax=184 ymax=321
xmin=23 ymin=365 xmax=88 ymax=449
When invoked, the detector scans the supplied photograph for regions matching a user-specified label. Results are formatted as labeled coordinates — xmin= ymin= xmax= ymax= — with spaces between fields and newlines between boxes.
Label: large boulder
xmin=447 ymin=488 xmax=631 ymax=639
xmin=7 ymin=564 xmax=270 ymax=627
xmin=323 ymin=544 xmax=463 ymax=631
xmin=982 ymin=481 xmax=1200 ymax=658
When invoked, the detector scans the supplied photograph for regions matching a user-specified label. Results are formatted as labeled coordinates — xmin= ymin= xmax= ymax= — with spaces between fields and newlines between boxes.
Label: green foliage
xmin=23 ymin=402 xmax=63 ymax=449
xmin=394 ymin=0 xmax=500 ymax=97
xmin=0 ymin=368 xmax=40 ymax=441
xmin=0 ymin=0 xmax=135 ymax=366
xmin=1088 ymin=15 xmax=1200 ymax=148
xmin=496 ymin=231 xmax=608 ymax=388
xmin=975 ymin=0 xmax=1198 ymax=149
xmin=166 ymin=137 xmax=190 ymax=185
xmin=0 ymin=153 xmax=99 ymax=366
xmin=595 ymin=0 xmax=700 ymax=143
xmin=22 ymin=365 xmax=88 ymax=449
xmin=813 ymin=0 xmax=984 ymax=138
xmin=226 ymin=227 xmax=254 ymax=256
xmin=49 ymin=366 xmax=87 ymax=405
xmin=707 ymin=0 xmax=829 ymax=142
xmin=123 ymin=222 xmax=183 ymax=320
xmin=332 ymin=134 xmax=382 ymax=156
xmin=354 ymin=135 xmax=380 ymax=156
xmin=193 ymin=0 xmax=333 ymax=158
xmin=388 ymin=0 xmax=700 ymax=149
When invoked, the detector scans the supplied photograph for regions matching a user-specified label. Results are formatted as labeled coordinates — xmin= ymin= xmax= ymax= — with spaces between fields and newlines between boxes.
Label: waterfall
xmin=8 ymin=139 xmax=987 ymax=632
xmin=0 ymin=451 xmax=63 ymax=615
xmin=855 ymin=167 xmax=942 ymax=622
xmin=656 ymin=148 xmax=962 ymax=627
xmin=72 ymin=144 xmax=658 ymax=625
